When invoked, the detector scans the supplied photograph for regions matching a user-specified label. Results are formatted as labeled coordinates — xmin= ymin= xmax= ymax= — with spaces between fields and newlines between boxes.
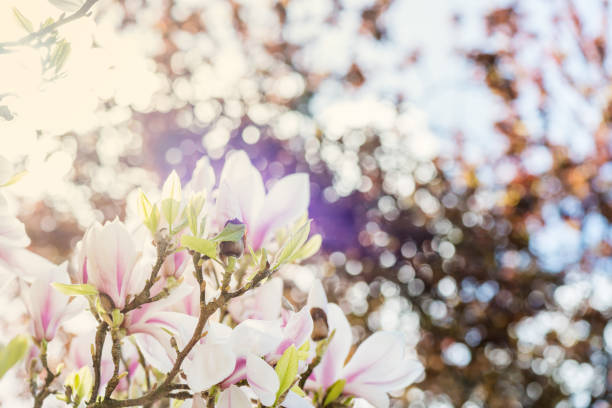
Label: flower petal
xmin=306 ymin=279 xmax=328 ymax=311
xmin=217 ymin=385 xmax=252 ymax=408
xmin=230 ymin=319 xmax=283 ymax=357
xmin=281 ymin=391 xmax=315 ymax=408
xmin=251 ymin=174 xmax=310 ymax=249
xmin=246 ymin=353 xmax=279 ymax=406
xmin=228 ymin=277 xmax=283 ymax=322
xmin=184 ymin=343 xmax=237 ymax=392
xmin=342 ymin=331 xmax=422 ymax=391
xmin=311 ymin=303 xmax=352 ymax=389
xmin=216 ymin=151 xmax=265 ymax=231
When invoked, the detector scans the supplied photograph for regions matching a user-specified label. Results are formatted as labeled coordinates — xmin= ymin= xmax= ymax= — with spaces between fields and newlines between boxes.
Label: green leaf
xmin=274 ymin=220 xmax=311 ymax=268
xmin=180 ymin=235 xmax=217 ymax=259
xmin=161 ymin=171 xmax=182 ymax=228
xmin=212 ymin=222 xmax=245 ymax=243
xmin=137 ymin=189 xmax=159 ymax=234
xmin=12 ymin=8 xmax=33 ymax=33
xmin=52 ymin=283 xmax=98 ymax=296
xmin=323 ymin=379 xmax=346 ymax=406
xmin=0 ymin=171 xmax=26 ymax=187
xmin=293 ymin=234 xmax=322 ymax=262
xmin=291 ymin=384 xmax=306 ymax=397
xmin=65 ymin=366 xmax=93 ymax=405
xmin=275 ymin=345 xmax=299 ymax=403
xmin=186 ymin=193 xmax=205 ymax=236
xmin=0 ymin=335 xmax=29 ymax=379
xmin=52 ymin=41 xmax=71 ymax=73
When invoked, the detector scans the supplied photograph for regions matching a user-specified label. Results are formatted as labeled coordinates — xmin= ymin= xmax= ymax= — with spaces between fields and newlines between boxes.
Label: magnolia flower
xmin=0 ymin=215 xmax=52 ymax=282
xmin=307 ymin=281 xmax=423 ymax=408
xmin=215 ymin=151 xmax=310 ymax=250
xmin=75 ymin=219 xmax=143 ymax=309
xmin=182 ymin=320 xmax=282 ymax=407
xmin=217 ymin=385 xmax=252 ymax=408
xmin=22 ymin=263 xmax=79 ymax=342
xmin=126 ymin=284 xmax=197 ymax=372
xmin=228 ymin=277 xmax=283 ymax=322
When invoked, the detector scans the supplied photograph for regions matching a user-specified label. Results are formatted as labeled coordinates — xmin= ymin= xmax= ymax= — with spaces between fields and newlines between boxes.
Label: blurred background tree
xmin=1 ymin=0 xmax=611 ymax=407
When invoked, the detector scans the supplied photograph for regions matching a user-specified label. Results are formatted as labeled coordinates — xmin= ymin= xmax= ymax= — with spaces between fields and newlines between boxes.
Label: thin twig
xmin=121 ymin=238 xmax=171 ymax=314
xmin=88 ymin=321 xmax=109 ymax=404
xmin=91 ymin=267 xmax=272 ymax=407
xmin=33 ymin=342 xmax=59 ymax=408
xmin=0 ymin=0 xmax=99 ymax=49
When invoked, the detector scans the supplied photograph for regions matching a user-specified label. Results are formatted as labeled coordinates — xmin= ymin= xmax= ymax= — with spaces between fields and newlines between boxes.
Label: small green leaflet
xmin=275 ymin=345 xmax=299 ymax=403
xmin=212 ymin=222 xmax=246 ymax=242
xmin=274 ymin=220 xmax=311 ymax=268
xmin=293 ymin=234 xmax=322 ymax=262
xmin=0 ymin=335 xmax=29 ymax=379
xmin=64 ymin=366 xmax=93 ymax=405
xmin=180 ymin=235 xmax=217 ymax=259
xmin=52 ymin=283 xmax=98 ymax=296
xmin=12 ymin=8 xmax=33 ymax=33
xmin=161 ymin=171 xmax=182 ymax=228
xmin=323 ymin=379 xmax=346 ymax=406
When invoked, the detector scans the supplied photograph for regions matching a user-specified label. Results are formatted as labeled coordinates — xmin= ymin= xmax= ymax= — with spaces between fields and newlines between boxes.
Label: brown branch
xmin=0 ymin=0 xmax=99 ymax=49
xmin=91 ymin=267 xmax=272 ymax=407
xmin=88 ymin=321 xmax=109 ymax=404
xmin=121 ymin=238 xmax=171 ymax=314
xmin=33 ymin=343 xmax=59 ymax=408
xmin=103 ymin=328 xmax=123 ymax=399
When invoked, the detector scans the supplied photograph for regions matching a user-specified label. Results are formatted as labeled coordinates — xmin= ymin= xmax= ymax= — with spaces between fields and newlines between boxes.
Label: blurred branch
xmin=0 ymin=0 xmax=99 ymax=50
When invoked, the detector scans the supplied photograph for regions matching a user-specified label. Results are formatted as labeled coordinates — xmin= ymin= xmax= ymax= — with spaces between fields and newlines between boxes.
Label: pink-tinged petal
xmin=306 ymin=280 xmax=328 ymax=311
xmin=230 ymin=319 xmax=283 ymax=357
xmin=311 ymin=304 xmax=352 ymax=389
xmin=250 ymin=173 xmax=310 ymax=250
xmin=228 ymin=277 xmax=283 ymax=322
xmin=23 ymin=262 xmax=74 ymax=341
xmin=205 ymin=322 xmax=233 ymax=345
xmin=221 ymin=356 xmax=246 ymax=388
xmin=217 ymin=385 xmax=252 ymax=408
xmin=6 ymin=249 xmax=56 ymax=282
xmin=342 ymin=331 xmax=422 ymax=391
xmin=342 ymin=385 xmax=389 ymax=408
xmin=216 ymin=151 xmax=265 ymax=232
xmin=133 ymin=332 xmax=175 ymax=373
xmin=277 ymin=308 xmax=313 ymax=355
xmin=246 ymin=353 xmax=279 ymax=406
xmin=85 ymin=219 xmax=139 ymax=309
xmin=184 ymin=343 xmax=237 ymax=392
xmin=0 ymin=215 xmax=30 ymax=248
xmin=281 ymin=391 xmax=315 ymax=408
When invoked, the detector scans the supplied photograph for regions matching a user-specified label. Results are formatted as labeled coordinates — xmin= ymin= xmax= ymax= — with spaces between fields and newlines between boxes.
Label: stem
xmin=33 ymin=342 xmax=59 ymax=408
xmin=91 ymin=267 xmax=272 ymax=407
xmin=89 ymin=322 xmax=109 ymax=404
xmin=122 ymin=238 xmax=170 ymax=314
xmin=103 ymin=328 xmax=123 ymax=399
xmin=0 ymin=0 xmax=99 ymax=49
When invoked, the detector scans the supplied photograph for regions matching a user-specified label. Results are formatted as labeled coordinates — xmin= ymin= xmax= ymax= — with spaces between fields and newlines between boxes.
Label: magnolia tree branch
xmin=91 ymin=264 xmax=273 ymax=408
xmin=89 ymin=321 xmax=109 ymax=404
xmin=122 ymin=238 xmax=171 ymax=314
xmin=33 ymin=344 xmax=59 ymax=408
xmin=0 ymin=0 xmax=99 ymax=50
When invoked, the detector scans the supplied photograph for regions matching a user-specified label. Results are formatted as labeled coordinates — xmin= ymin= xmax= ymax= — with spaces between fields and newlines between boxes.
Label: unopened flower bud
xmin=310 ymin=307 xmax=329 ymax=341
xmin=219 ymin=240 xmax=244 ymax=257
xmin=99 ymin=293 xmax=115 ymax=314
